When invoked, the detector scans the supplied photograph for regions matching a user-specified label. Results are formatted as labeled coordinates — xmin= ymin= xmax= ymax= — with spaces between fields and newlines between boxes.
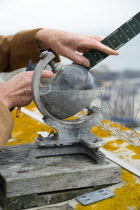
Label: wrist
xmin=0 ymin=83 xmax=13 ymax=110
xmin=35 ymin=29 xmax=52 ymax=50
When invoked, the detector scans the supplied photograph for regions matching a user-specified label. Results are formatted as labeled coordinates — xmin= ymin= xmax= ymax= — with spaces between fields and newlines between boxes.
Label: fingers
xmin=97 ymin=42 xmax=119 ymax=55
xmin=88 ymin=35 xmax=104 ymax=42
xmin=6 ymin=70 xmax=54 ymax=108
xmin=66 ymin=50 xmax=90 ymax=67
xmin=41 ymin=70 xmax=54 ymax=78
xmin=77 ymin=36 xmax=104 ymax=53
xmin=67 ymin=37 xmax=119 ymax=67
xmin=23 ymin=70 xmax=53 ymax=79
xmin=79 ymin=38 xmax=119 ymax=55
xmin=89 ymin=36 xmax=119 ymax=55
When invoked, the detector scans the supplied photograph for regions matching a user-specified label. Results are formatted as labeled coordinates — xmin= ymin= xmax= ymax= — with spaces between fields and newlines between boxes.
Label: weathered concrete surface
xmin=0 ymin=184 xmax=116 ymax=210
xmin=27 ymin=202 xmax=73 ymax=210
xmin=3 ymin=104 xmax=139 ymax=210
xmin=0 ymin=144 xmax=121 ymax=209
xmin=0 ymin=144 xmax=121 ymax=197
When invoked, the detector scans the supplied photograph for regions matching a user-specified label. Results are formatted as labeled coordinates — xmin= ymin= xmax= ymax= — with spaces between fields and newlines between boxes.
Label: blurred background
xmin=0 ymin=0 xmax=140 ymax=129
xmin=0 ymin=0 xmax=139 ymax=69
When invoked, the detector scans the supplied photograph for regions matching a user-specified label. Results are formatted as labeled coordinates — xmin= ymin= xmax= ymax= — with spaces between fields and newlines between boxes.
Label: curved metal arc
xmin=32 ymin=51 xmax=102 ymax=125
xmin=32 ymin=51 xmax=57 ymax=121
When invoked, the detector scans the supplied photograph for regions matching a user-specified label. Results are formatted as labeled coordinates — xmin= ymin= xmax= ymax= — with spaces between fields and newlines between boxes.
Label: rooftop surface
xmin=5 ymin=102 xmax=140 ymax=210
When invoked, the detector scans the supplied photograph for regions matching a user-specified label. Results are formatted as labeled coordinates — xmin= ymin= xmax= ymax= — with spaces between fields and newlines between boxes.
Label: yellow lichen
xmin=102 ymin=139 xmax=125 ymax=152
xmin=80 ymin=110 xmax=87 ymax=115
xmin=126 ymin=145 xmax=140 ymax=159
xmin=76 ymin=169 xmax=140 ymax=210
xmin=101 ymin=119 xmax=110 ymax=124
xmin=102 ymin=140 xmax=120 ymax=151
xmin=6 ymin=110 xmax=54 ymax=146
xmin=91 ymin=126 xmax=112 ymax=138
xmin=120 ymin=126 xmax=131 ymax=131
xmin=114 ymin=139 xmax=125 ymax=145
xmin=109 ymin=122 xmax=131 ymax=132
xmin=119 ymin=156 xmax=125 ymax=159
xmin=6 ymin=107 xmax=83 ymax=146
xmin=66 ymin=116 xmax=78 ymax=120
xmin=25 ymin=101 xmax=37 ymax=111
xmin=110 ymin=123 xmax=121 ymax=128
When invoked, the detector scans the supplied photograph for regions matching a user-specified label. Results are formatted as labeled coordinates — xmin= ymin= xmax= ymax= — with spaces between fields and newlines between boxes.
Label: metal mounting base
xmin=29 ymin=141 xmax=106 ymax=165
xmin=34 ymin=106 xmax=105 ymax=164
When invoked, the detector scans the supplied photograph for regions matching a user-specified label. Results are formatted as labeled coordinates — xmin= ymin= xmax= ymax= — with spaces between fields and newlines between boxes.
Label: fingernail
xmin=114 ymin=52 xmax=119 ymax=55
xmin=83 ymin=61 xmax=90 ymax=67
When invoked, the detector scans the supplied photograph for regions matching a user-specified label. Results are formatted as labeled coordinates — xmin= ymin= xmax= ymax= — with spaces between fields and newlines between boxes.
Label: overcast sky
xmin=0 ymin=0 xmax=139 ymax=69
xmin=0 ymin=0 xmax=139 ymax=34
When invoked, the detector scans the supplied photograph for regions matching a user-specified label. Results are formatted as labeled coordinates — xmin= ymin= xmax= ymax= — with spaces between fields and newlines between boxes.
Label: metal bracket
xmin=32 ymin=50 xmax=106 ymax=164
xmin=76 ymin=188 xmax=115 ymax=205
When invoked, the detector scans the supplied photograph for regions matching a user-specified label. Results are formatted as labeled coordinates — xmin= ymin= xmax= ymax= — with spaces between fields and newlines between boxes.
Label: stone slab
xmin=27 ymin=202 xmax=73 ymax=210
xmin=0 ymin=185 xmax=114 ymax=210
xmin=0 ymin=144 xmax=121 ymax=209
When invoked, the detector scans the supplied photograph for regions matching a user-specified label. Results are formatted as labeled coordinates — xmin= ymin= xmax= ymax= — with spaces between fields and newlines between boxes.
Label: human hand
xmin=36 ymin=29 xmax=119 ymax=67
xmin=0 ymin=70 xmax=53 ymax=110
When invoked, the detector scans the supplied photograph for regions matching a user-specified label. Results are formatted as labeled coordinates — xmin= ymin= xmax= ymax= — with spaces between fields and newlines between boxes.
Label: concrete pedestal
xmin=0 ymin=144 xmax=121 ymax=210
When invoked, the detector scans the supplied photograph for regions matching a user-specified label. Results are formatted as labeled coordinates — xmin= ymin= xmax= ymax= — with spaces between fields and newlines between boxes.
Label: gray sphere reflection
xmin=51 ymin=64 xmax=94 ymax=91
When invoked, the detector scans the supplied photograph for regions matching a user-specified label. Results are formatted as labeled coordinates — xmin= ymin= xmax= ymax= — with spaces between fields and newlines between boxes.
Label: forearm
xmin=0 ymin=82 xmax=12 ymax=109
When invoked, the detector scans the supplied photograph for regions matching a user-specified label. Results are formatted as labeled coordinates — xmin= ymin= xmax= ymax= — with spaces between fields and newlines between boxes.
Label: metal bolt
xmin=48 ymin=130 xmax=55 ymax=137
xmin=49 ymin=60 xmax=61 ymax=73
xmin=95 ymin=138 xmax=98 ymax=143
xmin=40 ymin=50 xmax=61 ymax=72
xmin=38 ymin=134 xmax=43 ymax=141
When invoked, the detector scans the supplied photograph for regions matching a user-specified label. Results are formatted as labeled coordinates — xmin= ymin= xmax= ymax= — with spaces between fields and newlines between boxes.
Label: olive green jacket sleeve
xmin=0 ymin=29 xmax=60 ymax=148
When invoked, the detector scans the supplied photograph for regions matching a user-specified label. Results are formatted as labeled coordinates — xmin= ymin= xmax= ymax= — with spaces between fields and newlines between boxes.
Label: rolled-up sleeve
xmin=0 ymin=29 xmax=42 ymax=72
xmin=0 ymin=28 xmax=60 ymax=72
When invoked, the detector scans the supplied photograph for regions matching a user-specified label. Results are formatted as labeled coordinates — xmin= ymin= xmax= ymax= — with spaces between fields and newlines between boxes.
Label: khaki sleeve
xmin=0 ymin=29 xmax=60 ymax=73
xmin=0 ymin=101 xmax=14 ymax=149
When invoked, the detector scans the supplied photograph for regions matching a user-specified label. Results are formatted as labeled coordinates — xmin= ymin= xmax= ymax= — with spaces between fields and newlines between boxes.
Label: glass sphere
xmin=51 ymin=64 xmax=94 ymax=91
